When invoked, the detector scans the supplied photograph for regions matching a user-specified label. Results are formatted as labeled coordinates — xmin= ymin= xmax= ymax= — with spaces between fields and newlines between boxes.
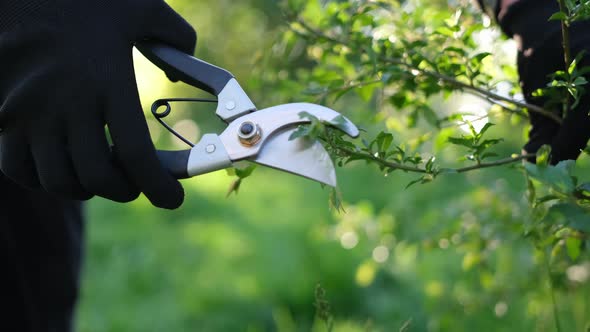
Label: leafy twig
xmin=380 ymin=56 xmax=563 ymax=124
xmin=314 ymin=284 xmax=334 ymax=332
xmin=291 ymin=16 xmax=563 ymax=124
xmin=326 ymin=136 xmax=534 ymax=175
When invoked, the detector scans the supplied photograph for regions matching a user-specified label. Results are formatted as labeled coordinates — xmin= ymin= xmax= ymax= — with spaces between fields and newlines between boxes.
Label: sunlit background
xmin=76 ymin=1 xmax=590 ymax=331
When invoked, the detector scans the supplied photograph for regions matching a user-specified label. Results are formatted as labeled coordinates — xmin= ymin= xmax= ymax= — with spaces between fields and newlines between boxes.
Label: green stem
xmin=558 ymin=0 xmax=572 ymax=116
xmin=544 ymin=250 xmax=563 ymax=332
xmin=557 ymin=0 xmax=573 ymax=69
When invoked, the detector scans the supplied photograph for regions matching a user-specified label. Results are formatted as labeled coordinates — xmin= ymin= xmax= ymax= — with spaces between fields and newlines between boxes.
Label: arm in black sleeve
xmin=498 ymin=0 xmax=590 ymax=163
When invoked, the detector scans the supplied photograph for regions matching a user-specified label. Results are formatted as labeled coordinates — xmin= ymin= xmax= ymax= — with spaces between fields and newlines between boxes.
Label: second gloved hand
xmin=0 ymin=0 xmax=197 ymax=209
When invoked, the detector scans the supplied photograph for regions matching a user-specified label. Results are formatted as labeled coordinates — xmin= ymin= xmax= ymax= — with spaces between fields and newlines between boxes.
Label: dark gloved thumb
xmin=145 ymin=2 xmax=197 ymax=57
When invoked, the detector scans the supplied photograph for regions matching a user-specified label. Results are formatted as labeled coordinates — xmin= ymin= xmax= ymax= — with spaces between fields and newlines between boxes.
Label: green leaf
xmin=477 ymin=138 xmax=503 ymax=149
xmin=443 ymin=46 xmax=467 ymax=56
xmin=375 ymin=132 xmax=394 ymax=154
xmin=472 ymin=52 xmax=491 ymax=63
xmin=226 ymin=179 xmax=242 ymax=197
xmin=357 ymin=84 xmax=377 ymax=101
xmin=405 ymin=176 xmax=425 ymax=189
xmin=420 ymin=106 xmax=440 ymax=128
xmin=566 ymin=237 xmax=582 ymax=260
xmin=303 ymin=84 xmax=327 ymax=95
xmin=477 ymin=122 xmax=495 ymax=137
xmin=573 ymin=76 xmax=588 ymax=85
xmin=570 ymin=50 xmax=586 ymax=74
xmin=329 ymin=188 xmax=346 ymax=213
xmin=298 ymin=111 xmax=319 ymax=121
xmin=524 ymin=160 xmax=577 ymax=194
xmin=425 ymin=156 xmax=436 ymax=172
xmin=390 ymin=93 xmax=409 ymax=109
xmin=328 ymin=115 xmax=349 ymax=133
xmin=235 ymin=164 xmax=257 ymax=179
xmin=536 ymin=145 xmax=552 ymax=167
xmin=577 ymin=182 xmax=590 ymax=195
xmin=527 ymin=178 xmax=536 ymax=206
xmin=448 ymin=136 xmax=474 ymax=148
xmin=548 ymin=11 xmax=568 ymax=21
xmin=536 ymin=195 xmax=560 ymax=204
xmin=289 ymin=125 xmax=312 ymax=141
xmin=543 ymin=203 xmax=590 ymax=232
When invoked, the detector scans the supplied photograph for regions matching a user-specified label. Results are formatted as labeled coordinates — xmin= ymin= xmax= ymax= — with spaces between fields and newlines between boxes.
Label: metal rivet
xmin=237 ymin=121 xmax=261 ymax=146
xmin=205 ymin=144 xmax=216 ymax=153
xmin=240 ymin=123 xmax=254 ymax=136
xmin=225 ymin=101 xmax=236 ymax=110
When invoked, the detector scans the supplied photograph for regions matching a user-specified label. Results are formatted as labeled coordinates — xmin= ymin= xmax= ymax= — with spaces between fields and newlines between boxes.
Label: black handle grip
xmin=156 ymin=150 xmax=191 ymax=179
xmin=136 ymin=41 xmax=234 ymax=96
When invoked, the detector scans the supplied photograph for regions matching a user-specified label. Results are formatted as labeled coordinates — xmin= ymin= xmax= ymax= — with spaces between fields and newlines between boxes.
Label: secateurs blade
xmin=137 ymin=41 xmax=359 ymax=187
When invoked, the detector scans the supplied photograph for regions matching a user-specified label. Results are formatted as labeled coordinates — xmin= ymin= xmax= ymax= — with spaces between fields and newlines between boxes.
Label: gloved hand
xmin=498 ymin=0 xmax=590 ymax=163
xmin=0 ymin=0 xmax=196 ymax=209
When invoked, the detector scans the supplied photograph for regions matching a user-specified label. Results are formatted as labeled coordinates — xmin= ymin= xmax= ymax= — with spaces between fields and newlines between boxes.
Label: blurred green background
xmin=76 ymin=1 xmax=590 ymax=331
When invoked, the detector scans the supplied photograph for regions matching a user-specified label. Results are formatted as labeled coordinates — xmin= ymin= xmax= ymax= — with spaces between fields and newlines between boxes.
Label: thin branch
xmin=558 ymin=0 xmax=573 ymax=69
xmin=440 ymin=113 xmax=489 ymax=129
xmin=329 ymin=140 xmax=534 ymax=175
xmin=558 ymin=0 xmax=573 ymax=115
xmin=454 ymin=154 xmax=533 ymax=173
xmin=336 ymin=145 xmax=429 ymax=173
xmin=483 ymin=97 xmax=529 ymax=119
xmin=325 ymin=79 xmax=383 ymax=95
xmin=293 ymin=17 xmax=344 ymax=44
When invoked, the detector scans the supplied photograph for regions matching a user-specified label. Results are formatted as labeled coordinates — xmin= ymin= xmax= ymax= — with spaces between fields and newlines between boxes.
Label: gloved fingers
xmin=0 ymin=130 xmax=40 ymax=189
xmin=144 ymin=1 xmax=197 ymax=56
xmin=0 ymin=67 xmax=51 ymax=189
xmin=0 ymin=67 xmax=54 ymax=129
xmin=66 ymin=94 xmax=140 ymax=202
xmin=550 ymin=93 xmax=590 ymax=162
xmin=103 ymin=62 xmax=184 ymax=209
xmin=28 ymin=119 xmax=93 ymax=200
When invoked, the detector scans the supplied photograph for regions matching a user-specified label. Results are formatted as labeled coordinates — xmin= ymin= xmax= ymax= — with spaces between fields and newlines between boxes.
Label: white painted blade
xmin=252 ymin=128 xmax=337 ymax=187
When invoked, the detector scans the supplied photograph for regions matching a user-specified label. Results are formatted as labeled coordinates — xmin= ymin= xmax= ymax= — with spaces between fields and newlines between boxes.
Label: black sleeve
xmin=502 ymin=0 xmax=590 ymax=162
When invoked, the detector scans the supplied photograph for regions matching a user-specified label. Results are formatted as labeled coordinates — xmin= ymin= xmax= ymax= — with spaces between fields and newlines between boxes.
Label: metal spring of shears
xmin=151 ymin=98 xmax=217 ymax=147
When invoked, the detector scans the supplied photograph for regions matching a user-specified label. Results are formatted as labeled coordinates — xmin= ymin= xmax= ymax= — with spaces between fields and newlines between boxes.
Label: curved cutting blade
xmin=252 ymin=127 xmax=337 ymax=187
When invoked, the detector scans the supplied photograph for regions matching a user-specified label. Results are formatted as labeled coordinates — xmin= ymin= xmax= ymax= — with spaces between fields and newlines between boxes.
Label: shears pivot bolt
xmin=238 ymin=121 xmax=261 ymax=146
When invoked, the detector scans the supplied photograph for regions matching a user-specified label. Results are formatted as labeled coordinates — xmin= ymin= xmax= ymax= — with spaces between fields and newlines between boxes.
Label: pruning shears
xmin=137 ymin=41 xmax=359 ymax=187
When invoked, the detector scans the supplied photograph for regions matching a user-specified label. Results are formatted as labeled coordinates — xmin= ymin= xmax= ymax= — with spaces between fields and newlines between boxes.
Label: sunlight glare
xmin=458 ymin=104 xmax=489 ymax=133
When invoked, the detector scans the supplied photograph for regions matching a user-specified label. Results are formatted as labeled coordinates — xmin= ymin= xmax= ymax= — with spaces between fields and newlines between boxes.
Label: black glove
xmin=0 ymin=0 xmax=196 ymax=209
xmin=500 ymin=0 xmax=590 ymax=163
xmin=474 ymin=0 xmax=500 ymax=22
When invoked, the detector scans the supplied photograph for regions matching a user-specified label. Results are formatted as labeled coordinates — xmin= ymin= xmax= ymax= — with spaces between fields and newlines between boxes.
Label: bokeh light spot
xmin=355 ymin=262 xmax=377 ymax=287
xmin=340 ymin=231 xmax=359 ymax=249
xmin=494 ymin=302 xmax=508 ymax=318
xmin=372 ymin=246 xmax=389 ymax=263
xmin=172 ymin=119 xmax=200 ymax=149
